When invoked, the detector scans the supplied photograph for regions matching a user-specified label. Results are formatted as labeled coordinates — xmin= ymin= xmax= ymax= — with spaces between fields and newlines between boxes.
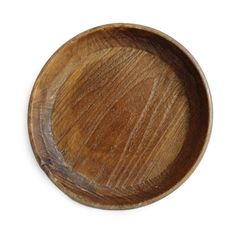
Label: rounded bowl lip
xmin=28 ymin=23 xmax=213 ymax=210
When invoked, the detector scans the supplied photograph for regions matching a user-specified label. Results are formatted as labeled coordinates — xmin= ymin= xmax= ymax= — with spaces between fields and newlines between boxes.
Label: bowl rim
xmin=28 ymin=23 xmax=213 ymax=210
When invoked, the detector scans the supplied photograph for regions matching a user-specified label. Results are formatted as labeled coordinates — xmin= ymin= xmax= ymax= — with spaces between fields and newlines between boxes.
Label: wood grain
xmin=28 ymin=24 xmax=212 ymax=209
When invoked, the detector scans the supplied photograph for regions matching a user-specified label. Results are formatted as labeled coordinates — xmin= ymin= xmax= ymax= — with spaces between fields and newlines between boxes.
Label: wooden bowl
xmin=28 ymin=24 xmax=212 ymax=209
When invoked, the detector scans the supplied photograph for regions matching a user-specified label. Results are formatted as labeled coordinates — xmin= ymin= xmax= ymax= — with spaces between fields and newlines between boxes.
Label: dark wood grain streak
xmin=28 ymin=24 xmax=212 ymax=209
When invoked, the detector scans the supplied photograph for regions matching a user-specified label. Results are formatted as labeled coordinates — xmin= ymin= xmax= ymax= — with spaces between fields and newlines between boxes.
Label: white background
xmin=0 ymin=0 xmax=235 ymax=235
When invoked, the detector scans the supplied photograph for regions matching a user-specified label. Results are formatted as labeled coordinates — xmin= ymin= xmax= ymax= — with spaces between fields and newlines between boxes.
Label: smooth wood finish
xmin=28 ymin=24 xmax=212 ymax=209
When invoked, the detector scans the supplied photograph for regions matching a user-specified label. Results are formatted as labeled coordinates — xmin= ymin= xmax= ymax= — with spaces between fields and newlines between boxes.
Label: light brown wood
xmin=28 ymin=23 xmax=212 ymax=209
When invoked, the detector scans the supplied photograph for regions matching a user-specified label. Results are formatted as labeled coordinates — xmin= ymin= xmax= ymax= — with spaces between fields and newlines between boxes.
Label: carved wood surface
xmin=28 ymin=24 xmax=212 ymax=209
